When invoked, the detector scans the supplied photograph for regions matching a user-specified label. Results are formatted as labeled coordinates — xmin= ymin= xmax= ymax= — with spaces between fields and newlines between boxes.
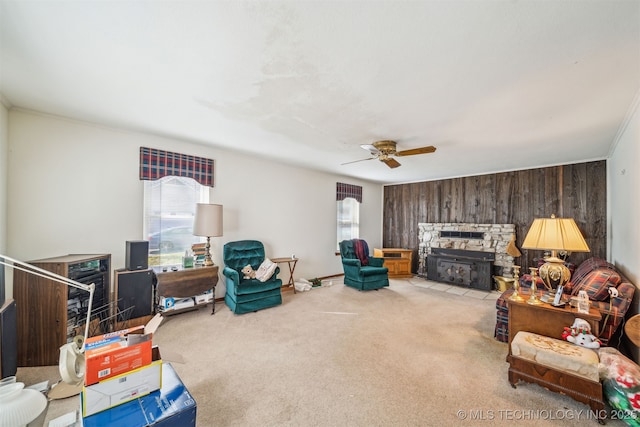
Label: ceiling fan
xmin=342 ymin=140 xmax=436 ymax=169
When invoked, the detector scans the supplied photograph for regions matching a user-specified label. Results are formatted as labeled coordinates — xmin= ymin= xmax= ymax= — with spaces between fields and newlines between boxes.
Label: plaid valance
xmin=139 ymin=147 xmax=214 ymax=187
xmin=336 ymin=182 xmax=362 ymax=203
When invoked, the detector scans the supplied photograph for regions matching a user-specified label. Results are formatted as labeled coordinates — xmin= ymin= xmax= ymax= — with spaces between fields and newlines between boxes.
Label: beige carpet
xmin=19 ymin=277 xmax=626 ymax=426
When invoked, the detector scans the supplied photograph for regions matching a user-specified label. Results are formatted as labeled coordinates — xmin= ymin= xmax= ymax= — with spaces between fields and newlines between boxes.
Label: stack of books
xmin=191 ymin=243 xmax=206 ymax=264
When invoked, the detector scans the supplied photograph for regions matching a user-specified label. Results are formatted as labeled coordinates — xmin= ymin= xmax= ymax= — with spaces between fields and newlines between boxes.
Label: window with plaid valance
xmin=336 ymin=182 xmax=362 ymax=203
xmin=139 ymin=147 xmax=215 ymax=187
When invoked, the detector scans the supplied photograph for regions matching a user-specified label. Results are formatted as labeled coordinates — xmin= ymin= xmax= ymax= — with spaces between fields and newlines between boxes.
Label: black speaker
xmin=0 ymin=299 xmax=17 ymax=378
xmin=126 ymin=240 xmax=149 ymax=271
xmin=115 ymin=269 xmax=154 ymax=319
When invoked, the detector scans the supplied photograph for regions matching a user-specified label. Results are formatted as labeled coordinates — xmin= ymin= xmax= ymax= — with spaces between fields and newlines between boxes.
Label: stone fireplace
xmin=418 ymin=223 xmax=517 ymax=289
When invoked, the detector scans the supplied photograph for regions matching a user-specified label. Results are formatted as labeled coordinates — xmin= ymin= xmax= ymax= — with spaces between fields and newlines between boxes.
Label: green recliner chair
xmin=223 ymin=240 xmax=283 ymax=314
xmin=339 ymin=239 xmax=389 ymax=291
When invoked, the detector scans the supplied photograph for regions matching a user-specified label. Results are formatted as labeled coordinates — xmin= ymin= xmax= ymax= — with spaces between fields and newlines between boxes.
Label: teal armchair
xmin=339 ymin=239 xmax=389 ymax=291
xmin=223 ymin=240 xmax=282 ymax=314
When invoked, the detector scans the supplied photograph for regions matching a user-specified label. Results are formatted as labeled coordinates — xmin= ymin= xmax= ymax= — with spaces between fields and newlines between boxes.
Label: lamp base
xmin=203 ymin=237 xmax=214 ymax=267
xmin=538 ymin=255 xmax=571 ymax=291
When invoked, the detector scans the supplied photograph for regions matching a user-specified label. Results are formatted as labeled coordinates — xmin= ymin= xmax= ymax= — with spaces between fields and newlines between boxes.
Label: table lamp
xmin=521 ymin=215 xmax=590 ymax=294
xmin=193 ymin=203 xmax=223 ymax=267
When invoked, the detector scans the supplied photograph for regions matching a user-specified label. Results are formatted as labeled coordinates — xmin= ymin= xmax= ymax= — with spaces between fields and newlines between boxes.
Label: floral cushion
xmin=511 ymin=331 xmax=600 ymax=381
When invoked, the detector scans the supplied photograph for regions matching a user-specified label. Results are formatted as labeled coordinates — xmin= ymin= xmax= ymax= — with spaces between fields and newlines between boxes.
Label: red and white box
xmin=83 ymin=314 xmax=162 ymax=385
xmin=82 ymin=346 xmax=163 ymax=417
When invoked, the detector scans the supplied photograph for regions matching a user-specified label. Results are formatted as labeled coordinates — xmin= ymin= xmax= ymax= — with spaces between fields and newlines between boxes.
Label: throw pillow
xmin=255 ymin=258 xmax=277 ymax=282
xmin=571 ymin=268 xmax=622 ymax=301
xmin=571 ymin=258 xmax=617 ymax=285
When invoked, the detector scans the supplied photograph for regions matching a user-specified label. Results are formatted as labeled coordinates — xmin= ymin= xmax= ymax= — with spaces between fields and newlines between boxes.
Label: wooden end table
xmin=507 ymin=295 xmax=601 ymax=348
xmin=271 ymin=257 xmax=299 ymax=293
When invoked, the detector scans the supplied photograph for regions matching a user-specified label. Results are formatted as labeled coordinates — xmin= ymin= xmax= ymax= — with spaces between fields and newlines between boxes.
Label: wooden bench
xmin=507 ymin=298 xmax=605 ymax=423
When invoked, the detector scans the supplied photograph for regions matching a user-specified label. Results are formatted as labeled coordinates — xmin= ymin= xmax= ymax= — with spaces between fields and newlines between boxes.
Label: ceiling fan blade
xmin=360 ymin=144 xmax=380 ymax=154
xmin=341 ymin=157 xmax=375 ymax=166
xmin=395 ymin=146 xmax=436 ymax=156
xmin=382 ymin=158 xmax=401 ymax=168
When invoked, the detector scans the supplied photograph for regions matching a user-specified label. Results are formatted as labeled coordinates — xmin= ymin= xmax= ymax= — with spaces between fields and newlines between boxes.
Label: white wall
xmin=0 ymin=102 xmax=7 ymax=253
xmin=608 ymin=93 xmax=639 ymax=360
xmin=609 ymin=94 xmax=639 ymax=284
xmin=6 ymin=110 xmax=383 ymax=298
xmin=0 ymin=102 xmax=8 ymax=299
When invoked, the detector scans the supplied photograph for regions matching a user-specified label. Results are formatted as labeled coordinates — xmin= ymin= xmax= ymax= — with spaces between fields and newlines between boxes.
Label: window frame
xmin=337 ymin=196 xmax=360 ymax=251
xmin=143 ymin=176 xmax=209 ymax=267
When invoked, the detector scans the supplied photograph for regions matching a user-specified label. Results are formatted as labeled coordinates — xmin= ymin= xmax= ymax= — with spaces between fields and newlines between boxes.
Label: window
xmin=336 ymin=182 xmax=362 ymax=250
xmin=143 ymin=176 xmax=209 ymax=267
xmin=337 ymin=197 xmax=360 ymax=250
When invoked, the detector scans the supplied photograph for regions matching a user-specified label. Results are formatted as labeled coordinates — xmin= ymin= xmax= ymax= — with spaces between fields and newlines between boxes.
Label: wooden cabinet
xmin=373 ymin=248 xmax=413 ymax=278
xmin=13 ymin=254 xmax=110 ymax=366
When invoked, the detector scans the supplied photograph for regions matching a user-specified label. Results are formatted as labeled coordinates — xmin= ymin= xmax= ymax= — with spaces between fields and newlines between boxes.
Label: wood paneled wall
xmin=383 ymin=161 xmax=606 ymax=273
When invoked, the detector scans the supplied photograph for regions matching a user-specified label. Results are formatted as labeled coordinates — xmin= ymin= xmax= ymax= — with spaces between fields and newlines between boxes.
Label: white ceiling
xmin=1 ymin=1 xmax=639 ymax=184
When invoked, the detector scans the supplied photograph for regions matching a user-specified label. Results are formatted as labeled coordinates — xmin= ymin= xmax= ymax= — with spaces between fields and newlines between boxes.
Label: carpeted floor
xmin=19 ymin=277 xmax=626 ymax=426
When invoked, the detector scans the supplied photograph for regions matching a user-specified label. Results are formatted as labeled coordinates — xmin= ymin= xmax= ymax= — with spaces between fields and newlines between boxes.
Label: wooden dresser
xmin=373 ymin=248 xmax=413 ymax=278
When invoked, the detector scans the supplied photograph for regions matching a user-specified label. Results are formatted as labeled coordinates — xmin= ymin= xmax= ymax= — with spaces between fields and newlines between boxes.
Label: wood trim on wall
xmin=382 ymin=161 xmax=606 ymax=273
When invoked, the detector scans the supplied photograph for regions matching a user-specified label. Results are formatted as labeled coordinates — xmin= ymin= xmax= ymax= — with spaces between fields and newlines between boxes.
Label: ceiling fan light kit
xmin=343 ymin=140 xmax=436 ymax=169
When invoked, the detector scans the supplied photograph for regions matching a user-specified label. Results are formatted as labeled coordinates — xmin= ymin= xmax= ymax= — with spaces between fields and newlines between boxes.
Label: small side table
xmin=271 ymin=257 xmax=299 ymax=293
xmin=625 ymin=314 xmax=640 ymax=347
xmin=154 ymin=265 xmax=219 ymax=314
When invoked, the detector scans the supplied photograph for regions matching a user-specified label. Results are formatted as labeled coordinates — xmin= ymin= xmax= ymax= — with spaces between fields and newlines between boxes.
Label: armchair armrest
xmin=368 ymin=257 xmax=384 ymax=267
xmin=342 ymin=258 xmax=362 ymax=268
xmin=270 ymin=266 xmax=281 ymax=280
xmin=601 ymin=282 xmax=635 ymax=317
xmin=342 ymin=259 xmax=362 ymax=278
xmin=223 ymin=266 xmax=240 ymax=284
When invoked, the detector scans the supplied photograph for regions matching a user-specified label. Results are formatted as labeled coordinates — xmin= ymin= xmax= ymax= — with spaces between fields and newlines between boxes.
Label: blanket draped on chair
xmin=352 ymin=239 xmax=369 ymax=266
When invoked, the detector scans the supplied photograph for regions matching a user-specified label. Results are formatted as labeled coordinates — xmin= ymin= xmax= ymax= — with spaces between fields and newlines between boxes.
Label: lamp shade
xmin=193 ymin=203 xmax=223 ymax=237
xmin=521 ymin=216 xmax=590 ymax=252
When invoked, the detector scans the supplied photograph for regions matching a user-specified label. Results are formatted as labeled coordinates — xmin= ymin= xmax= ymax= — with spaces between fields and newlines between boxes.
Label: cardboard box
xmin=84 ymin=314 xmax=163 ymax=385
xmin=160 ymin=297 xmax=175 ymax=311
xmin=172 ymin=297 xmax=194 ymax=310
xmin=82 ymin=362 xmax=196 ymax=427
xmin=82 ymin=346 xmax=162 ymax=417
xmin=194 ymin=290 xmax=213 ymax=304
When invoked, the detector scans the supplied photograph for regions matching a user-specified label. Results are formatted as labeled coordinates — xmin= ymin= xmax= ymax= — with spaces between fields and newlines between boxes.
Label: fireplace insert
xmin=426 ymin=248 xmax=495 ymax=290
